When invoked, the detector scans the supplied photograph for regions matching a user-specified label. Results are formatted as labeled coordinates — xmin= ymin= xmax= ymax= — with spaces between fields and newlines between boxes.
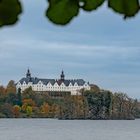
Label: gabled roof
xmin=18 ymin=77 xmax=87 ymax=86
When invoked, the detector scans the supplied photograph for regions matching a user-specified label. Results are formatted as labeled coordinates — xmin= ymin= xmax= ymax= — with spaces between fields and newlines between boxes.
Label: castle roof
xmin=19 ymin=77 xmax=86 ymax=86
xmin=18 ymin=69 xmax=88 ymax=86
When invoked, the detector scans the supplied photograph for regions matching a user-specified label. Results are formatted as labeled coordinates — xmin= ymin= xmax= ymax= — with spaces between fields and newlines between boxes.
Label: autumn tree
xmin=22 ymin=86 xmax=35 ymax=100
xmin=13 ymin=105 xmax=21 ymax=118
xmin=6 ymin=80 xmax=16 ymax=94
xmin=112 ymin=93 xmax=126 ymax=119
xmin=0 ymin=86 xmax=6 ymax=94
xmin=0 ymin=86 xmax=7 ymax=105
xmin=59 ymin=96 xmax=75 ymax=119
xmin=26 ymin=106 xmax=33 ymax=117
xmin=49 ymin=104 xmax=59 ymax=118
xmin=40 ymin=102 xmax=50 ymax=117
xmin=0 ymin=103 xmax=14 ymax=118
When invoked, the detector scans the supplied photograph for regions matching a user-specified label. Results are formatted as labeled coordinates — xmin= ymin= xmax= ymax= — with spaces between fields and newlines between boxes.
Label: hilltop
xmin=0 ymin=80 xmax=140 ymax=119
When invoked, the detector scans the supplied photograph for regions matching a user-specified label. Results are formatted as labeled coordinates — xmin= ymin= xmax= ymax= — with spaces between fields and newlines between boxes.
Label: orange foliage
xmin=13 ymin=105 xmax=21 ymax=118
xmin=22 ymin=99 xmax=35 ymax=106
xmin=22 ymin=99 xmax=36 ymax=112
xmin=41 ymin=103 xmax=50 ymax=114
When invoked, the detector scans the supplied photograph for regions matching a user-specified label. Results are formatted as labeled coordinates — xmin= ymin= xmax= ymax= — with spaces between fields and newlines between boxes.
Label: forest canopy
xmin=0 ymin=0 xmax=140 ymax=27
xmin=0 ymin=80 xmax=140 ymax=119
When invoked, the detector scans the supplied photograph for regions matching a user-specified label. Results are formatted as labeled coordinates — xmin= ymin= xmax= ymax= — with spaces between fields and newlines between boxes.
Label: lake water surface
xmin=0 ymin=119 xmax=140 ymax=140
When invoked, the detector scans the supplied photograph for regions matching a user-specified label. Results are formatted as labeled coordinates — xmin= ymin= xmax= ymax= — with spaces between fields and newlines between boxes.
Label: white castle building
xmin=16 ymin=69 xmax=91 ymax=95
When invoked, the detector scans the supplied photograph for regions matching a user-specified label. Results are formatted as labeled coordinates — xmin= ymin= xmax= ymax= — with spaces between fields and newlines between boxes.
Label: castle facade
xmin=16 ymin=69 xmax=91 ymax=95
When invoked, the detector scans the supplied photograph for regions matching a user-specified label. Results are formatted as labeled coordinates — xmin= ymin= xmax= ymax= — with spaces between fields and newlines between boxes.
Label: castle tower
xmin=26 ymin=68 xmax=31 ymax=79
xmin=60 ymin=70 xmax=65 ymax=81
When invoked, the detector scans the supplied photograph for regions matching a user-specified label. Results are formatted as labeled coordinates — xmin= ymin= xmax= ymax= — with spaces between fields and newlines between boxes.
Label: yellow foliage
xmin=26 ymin=106 xmax=32 ymax=116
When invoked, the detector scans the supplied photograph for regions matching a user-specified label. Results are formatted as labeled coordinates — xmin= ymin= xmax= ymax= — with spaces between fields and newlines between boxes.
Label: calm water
xmin=0 ymin=119 xmax=140 ymax=140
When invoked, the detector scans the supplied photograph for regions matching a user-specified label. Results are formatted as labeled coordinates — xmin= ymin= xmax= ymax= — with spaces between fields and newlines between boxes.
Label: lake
xmin=0 ymin=119 xmax=140 ymax=140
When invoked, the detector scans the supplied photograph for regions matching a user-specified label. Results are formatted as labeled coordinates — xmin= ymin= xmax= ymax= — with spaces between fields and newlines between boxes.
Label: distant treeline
xmin=0 ymin=80 xmax=140 ymax=119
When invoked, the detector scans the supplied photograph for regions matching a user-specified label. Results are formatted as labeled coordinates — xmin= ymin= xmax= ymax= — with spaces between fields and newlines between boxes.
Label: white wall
xmin=16 ymin=81 xmax=91 ymax=95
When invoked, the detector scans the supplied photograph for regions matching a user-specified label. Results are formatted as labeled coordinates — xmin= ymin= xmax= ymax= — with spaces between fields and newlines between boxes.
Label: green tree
xmin=0 ymin=0 xmax=139 ymax=27
xmin=17 ymin=88 xmax=22 ymax=106
xmin=0 ymin=103 xmax=14 ymax=118
xmin=84 ymin=90 xmax=112 ymax=119
xmin=6 ymin=93 xmax=17 ymax=105
xmin=22 ymin=86 xmax=35 ymax=100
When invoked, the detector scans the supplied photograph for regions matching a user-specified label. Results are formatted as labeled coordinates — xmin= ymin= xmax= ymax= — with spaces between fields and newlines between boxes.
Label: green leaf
xmin=81 ymin=0 xmax=105 ymax=11
xmin=0 ymin=0 xmax=22 ymax=27
xmin=108 ymin=0 xmax=140 ymax=18
xmin=46 ymin=0 xmax=79 ymax=25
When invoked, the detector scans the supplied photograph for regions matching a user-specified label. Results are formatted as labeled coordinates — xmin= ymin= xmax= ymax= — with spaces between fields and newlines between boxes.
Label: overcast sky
xmin=0 ymin=1 xmax=140 ymax=98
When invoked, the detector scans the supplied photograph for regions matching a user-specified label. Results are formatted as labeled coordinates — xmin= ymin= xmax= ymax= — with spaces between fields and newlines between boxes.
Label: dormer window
xmin=23 ymin=81 xmax=26 ymax=85
xmin=74 ymin=82 xmax=78 ymax=86
xmin=38 ymin=81 xmax=42 ymax=85
xmin=60 ymin=82 xmax=65 ymax=87
xmin=69 ymin=83 xmax=72 ymax=87
xmin=54 ymin=82 xmax=59 ymax=87
xmin=84 ymin=83 xmax=88 ymax=86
